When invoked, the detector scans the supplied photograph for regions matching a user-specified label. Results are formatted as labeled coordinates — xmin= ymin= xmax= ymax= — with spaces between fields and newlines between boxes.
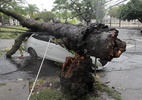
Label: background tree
xmin=24 ymin=4 xmax=39 ymax=18
xmin=36 ymin=10 xmax=56 ymax=22
xmin=118 ymin=0 xmax=142 ymax=23
xmin=0 ymin=0 xmax=26 ymax=25
xmin=52 ymin=0 xmax=106 ymax=25
xmin=108 ymin=6 xmax=123 ymax=27
xmin=0 ymin=0 xmax=11 ymax=4
xmin=55 ymin=11 xmax=72 ymax=21
xmin=0 ymin=13 xmax=9 ymax=25
xmin=0 ymin=6 xmax=126 ymax=61
xmin=0 ymin=6 xmax=126 ymax=99
xmin=0 ymin=0 xmax=26 ymax=5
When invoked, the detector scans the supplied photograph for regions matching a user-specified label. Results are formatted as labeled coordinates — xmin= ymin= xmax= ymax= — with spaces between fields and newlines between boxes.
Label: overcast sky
xmin=25 ymin=0 xmax=54 ymax=11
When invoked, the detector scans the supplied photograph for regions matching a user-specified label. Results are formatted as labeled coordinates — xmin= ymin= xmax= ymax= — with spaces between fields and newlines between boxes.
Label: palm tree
xmin=25 ymin=4 xmax=39 ymax=18
xmin=0 ymin=0 xmax=26 ymax=25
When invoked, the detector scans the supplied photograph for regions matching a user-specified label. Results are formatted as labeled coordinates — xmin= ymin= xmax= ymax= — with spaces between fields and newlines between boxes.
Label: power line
xmin=95 ymin=0 xmax=129 ymax=23
xmin=103 ymin=0 xmax=117 ymax=6
xmin=105 ymin=0 xmax=129 ymax=10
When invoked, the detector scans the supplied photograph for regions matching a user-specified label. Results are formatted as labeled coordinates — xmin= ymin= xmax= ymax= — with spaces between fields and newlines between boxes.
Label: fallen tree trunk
xmin=0 ymin=7 xmax=127 ymax=99
xmin=6 ymin=32 xmax=32 ymax=57
xmin=0 ymin=7 xmax=126 ymax=61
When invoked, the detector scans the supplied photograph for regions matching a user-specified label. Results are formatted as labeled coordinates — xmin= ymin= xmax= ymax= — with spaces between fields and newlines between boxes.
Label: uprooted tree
xmin=0 ymin=7 xmax=126 ymax=99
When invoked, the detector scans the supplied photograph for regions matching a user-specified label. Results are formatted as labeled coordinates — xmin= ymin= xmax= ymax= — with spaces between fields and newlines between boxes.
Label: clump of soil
xmin=60 ymin=55 xmax=96 ymax=100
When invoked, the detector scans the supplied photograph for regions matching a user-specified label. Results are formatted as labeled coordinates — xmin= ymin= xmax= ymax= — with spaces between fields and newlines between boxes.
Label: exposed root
xmin=60 ymin=55 xmax=95 ymax=100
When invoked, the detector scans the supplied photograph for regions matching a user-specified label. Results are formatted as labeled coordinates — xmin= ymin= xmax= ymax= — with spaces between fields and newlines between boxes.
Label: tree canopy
xmin=119 ymin=0 xmax=142 ymax=22
xmin=0 ymin=0 xmax=26 ymax=25
xmin=25 ymin=4 xmax=39 ymax=18
xmin=0 ymin=0 xmax=56 ymax=25
xmin=108 ymin=6 xmax=122 ymax=19
xmin=36 ymin=11 xmax=55 ymax=22
xmin=52 ymin=0 xmax=105 ymax=25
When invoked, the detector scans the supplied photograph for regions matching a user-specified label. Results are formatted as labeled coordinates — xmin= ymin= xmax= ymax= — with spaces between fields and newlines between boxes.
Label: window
xmin=32 ymin=34 xmax=50 ymax=42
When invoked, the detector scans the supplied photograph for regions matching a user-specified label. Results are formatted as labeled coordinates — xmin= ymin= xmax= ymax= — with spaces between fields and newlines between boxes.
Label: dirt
xmin=31 ymin=76 xmax=61 ymax=93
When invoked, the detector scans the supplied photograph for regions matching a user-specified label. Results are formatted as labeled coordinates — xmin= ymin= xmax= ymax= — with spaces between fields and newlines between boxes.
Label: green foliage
xmin=0 ymin=13 xmax=9 ymax=25
xmin=36 ymin=11 xmax=55 ymax=22
xmin=95 ymin=81 xmax=121 ymax=100
xmin=55 ymin=11 xmax=72 ymax=20
xmin=0 ymin=48 xmax=9 ymax=57
xmin=0 ymin=50 xmax=2 ymax=57
xmin=29 ymin=80 xmax=121 ymax=100
xmin=1 ymin=0 xmax=26 ymax=14
xmin=0 ymin=25 xmax=27 ymax=39
xmin=118 ymin=0 xmax=142 ymax=22
xmin=61 ymin=18 xmax=81 ymax=24
xmin=0 ymin=1 xmax=40 ymax=24
xmin=0 ymin=83 xmax=6 ymax=87
xmin=0 ymin=33 xmax=19 ymax=39
xmin=108 ymin=6 xmax=122 ymax=19
xmin=52 ymin=0 xmax=106 ymax=25
xmin=0 ymin=0 xmax=11 ymax=4
xmin=24 ymin=4 xmax=39 ymax=18
xmin=30 ymin=89 xmax=65 ymax=100
xmin=0 ymin=0 xmax=27 ymax=25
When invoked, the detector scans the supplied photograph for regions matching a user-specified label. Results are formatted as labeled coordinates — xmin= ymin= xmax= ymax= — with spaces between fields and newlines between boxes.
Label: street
xmin=0 ymin=28 xmax=142 ymax=100
xmin=98 ymin=28 xmax=142 ymax=100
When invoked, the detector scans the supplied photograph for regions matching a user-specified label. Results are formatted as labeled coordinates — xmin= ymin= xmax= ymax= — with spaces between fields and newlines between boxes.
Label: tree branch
xmin=0 ymin=7 xmax=126 ymax=61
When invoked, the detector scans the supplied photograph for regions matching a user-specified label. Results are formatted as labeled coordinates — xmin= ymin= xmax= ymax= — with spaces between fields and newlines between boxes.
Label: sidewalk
xmin=0 ymin=81 xmax=29 ymax=100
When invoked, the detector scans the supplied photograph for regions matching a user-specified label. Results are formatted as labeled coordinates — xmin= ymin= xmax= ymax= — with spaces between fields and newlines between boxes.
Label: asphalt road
xmin=0 ymin=28 xmax=142 ymax=100
xmin=0 ymin=39 xmax=61 ymax=82
xmin=98 ymin=28 xmax=142 ymax=100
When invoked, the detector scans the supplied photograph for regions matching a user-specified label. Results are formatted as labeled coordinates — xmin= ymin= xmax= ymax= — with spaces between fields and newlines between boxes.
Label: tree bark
xmin=6 ymin=32 xmax=32 ymax=57
xmin=0 ymin=7 xmax=126 ymax=61
xmin=0 ymin=7 xmax=127 ymax=99
xmin=60 ymin=55 xmax=95 ymax=99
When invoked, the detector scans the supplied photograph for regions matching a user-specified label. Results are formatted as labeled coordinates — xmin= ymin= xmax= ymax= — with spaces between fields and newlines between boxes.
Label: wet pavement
xmin=0 ymin=39 xmax=61 ymax=82
xmin=0 ymin=81 xmax=29 ymax=100
xmin=0 ymin=39 xmax=61 ymax=100
xmin=98 ymin=28 xmax=142 ymax=100
xmin=0 ymin=55 xmax=61 ymax=82
xmin=0 ymin=28 xmax=142 ymax=100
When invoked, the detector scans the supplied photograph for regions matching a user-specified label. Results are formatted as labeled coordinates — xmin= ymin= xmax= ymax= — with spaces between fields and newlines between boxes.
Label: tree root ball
xmin=60 ymin=55 xmax=95 ymax=100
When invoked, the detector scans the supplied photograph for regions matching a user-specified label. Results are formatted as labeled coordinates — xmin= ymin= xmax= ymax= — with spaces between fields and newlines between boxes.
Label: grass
xmin=0 ymin=48 xmax=10 ymax=57
xmin=95 ymin=81 xmax=121 ymax=100
xmin=0 ymin=25 xmax=28 ymax=39
xmin=0 ymin=83 xmax=6 ymax=87
xmin=30 ymin=89 xmax=65 ymax=100
xmin=0 ymin=50 xmax=2 ymax=57
xmin=29 ymin=80 xmax=121 ymax=100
